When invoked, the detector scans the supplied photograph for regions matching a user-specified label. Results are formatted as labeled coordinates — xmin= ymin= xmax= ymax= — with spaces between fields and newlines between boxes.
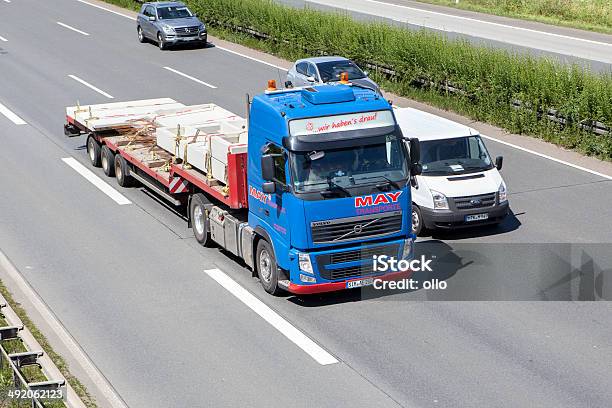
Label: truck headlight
xmin=402 ymin=238 xmax=414 ymax=260
xmin=298 ymin=253 xmax=313 ymax=274
xmin=498 ymin=183 xmax=508 ymax=203
xmin=431 ymin=189 xmax=449 ymax=210
xmin=162 ymin=25 xmax=175 ymax=34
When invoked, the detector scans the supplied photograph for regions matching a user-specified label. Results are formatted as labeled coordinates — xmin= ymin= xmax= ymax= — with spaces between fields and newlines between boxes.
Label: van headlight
xmin=498 ymin=183 xmax=508 ymax=203
xmin=298 ymin=253 xmax=314 ymax=274
xmin=162 ymin=25 xmax=175 ymax=34
xmin=431 ymin=190 xmax=449 ymax=210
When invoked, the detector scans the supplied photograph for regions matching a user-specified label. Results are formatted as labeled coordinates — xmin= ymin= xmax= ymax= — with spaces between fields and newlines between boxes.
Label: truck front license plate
xmin=465 ymin=213 xmax=489 ymax=222
xmin=347 ymin=277 xmax=374 ymax=289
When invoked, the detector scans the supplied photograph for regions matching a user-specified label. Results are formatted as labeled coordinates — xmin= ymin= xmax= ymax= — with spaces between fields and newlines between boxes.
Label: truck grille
xmin=175 ymin=26 xmax=199 ymax=36
xmin=452 ymin=193 xmax=496 ymax=210
xmin=317 ymin=243 xmax=400 ymax=280
xmin=311 ymin=211 xmax=402 ymax=244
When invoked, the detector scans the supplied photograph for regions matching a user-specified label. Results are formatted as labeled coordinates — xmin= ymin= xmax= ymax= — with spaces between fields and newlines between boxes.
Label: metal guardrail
xmin=0 ymin=299 xmax=71 ymax=408
xmin=214 ymin=21 xmax=610 ymax=138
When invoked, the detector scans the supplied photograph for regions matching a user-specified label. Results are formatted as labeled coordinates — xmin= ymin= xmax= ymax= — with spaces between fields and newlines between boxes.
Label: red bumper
xmin=287 ymin=270 xmax=412 ymax=295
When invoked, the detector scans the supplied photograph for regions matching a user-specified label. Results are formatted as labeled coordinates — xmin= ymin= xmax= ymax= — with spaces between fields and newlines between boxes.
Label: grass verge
xmin=415 ymin=0 xmax=612 ymax=35
xmin=104 ymin=0 xmax=612 ymax=161
xmin=0 ymin=279 xmax=97 ymax=408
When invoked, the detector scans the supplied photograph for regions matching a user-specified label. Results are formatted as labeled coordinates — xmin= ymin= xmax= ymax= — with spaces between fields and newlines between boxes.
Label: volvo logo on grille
xmin=353 ymin=224 xmax=364 ymax=234
xmin=470 ymin=199 xmax=482 ymax=206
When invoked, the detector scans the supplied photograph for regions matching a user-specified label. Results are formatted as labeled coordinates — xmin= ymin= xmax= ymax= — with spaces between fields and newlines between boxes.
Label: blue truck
xmin=65 ymin=79 xmax=421 ymax=295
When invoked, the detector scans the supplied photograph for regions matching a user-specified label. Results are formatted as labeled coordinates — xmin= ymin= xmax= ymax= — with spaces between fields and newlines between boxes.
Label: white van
xmin=395 ymin=108 xmax=509 ymax=235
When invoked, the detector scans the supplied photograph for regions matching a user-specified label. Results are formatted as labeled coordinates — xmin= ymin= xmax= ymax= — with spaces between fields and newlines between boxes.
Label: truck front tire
xmin=101 ymin=145 xmax=115 ymax=177
xmin=87 ymin=135 xmax=101 ymax=167
xmin=256 ymin=239 xmax=283 ymax=295
xmin=190 ymin=193 xmax=213 ymax=247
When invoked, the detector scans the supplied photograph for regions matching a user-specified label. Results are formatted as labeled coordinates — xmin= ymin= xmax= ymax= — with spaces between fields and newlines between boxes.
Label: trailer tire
xmin=256 ymin=239 xmax=283 ymax=296
xmin=87 ymin=135 xmax=101 ymax=167
xmin=101 ymin=146 xmax=115 ymax=177
xmin=114 ymin=155 xmax=135 ymax=187
xmin=189 ymin=193 xmax=212 ymax=247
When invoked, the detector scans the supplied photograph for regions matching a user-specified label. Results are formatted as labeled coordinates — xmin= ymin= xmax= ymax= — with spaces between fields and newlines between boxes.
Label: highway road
xmin=276 ymin=0 xmax=612 ymax=71
xmin=1 ymin=0 xmax=612 ymax=407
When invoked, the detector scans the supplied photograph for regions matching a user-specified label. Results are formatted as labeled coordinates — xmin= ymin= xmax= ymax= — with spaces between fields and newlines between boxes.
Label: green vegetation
xmin=0 ymin=281 xmax=97 ymax=407
xmin=105 ymin=0 xmax=612 ymax=160
xmin=416 ymin=0 xmax=612 ymax=34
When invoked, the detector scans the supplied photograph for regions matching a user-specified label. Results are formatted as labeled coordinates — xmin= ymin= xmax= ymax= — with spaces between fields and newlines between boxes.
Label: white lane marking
xmin=68 ymin=75 xmax=114 ymax=99
xmin=57 ymin=21 xmax=90 ymax=36
xmin=0 ymin=35 xmax=7 ymax=42
xmin=481 ymin=135 xmax=612 ymax=181
xmin=76 ymin=0 xmax=136 ymax=20
xmin=163 ymin=66 xmax=217 ymax=89
xmin=62 ymin=157 xmax=132 ymax=205
xmin=362 ymin=0 xmax=612 ymax=47
xmin=215 ymin=45 xmax=288 ymax=71
xmin=0 ymin=102 xmax=27 ymax=125
xmin=0 ymin=251 xmax=129 ymax=408
xmin=205 ymin=268 xmax=339 ymax=365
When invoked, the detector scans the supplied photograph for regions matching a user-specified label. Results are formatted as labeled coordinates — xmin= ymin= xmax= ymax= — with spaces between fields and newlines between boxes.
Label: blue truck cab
xmin=247 ymin=83 xmax=418 ymax=294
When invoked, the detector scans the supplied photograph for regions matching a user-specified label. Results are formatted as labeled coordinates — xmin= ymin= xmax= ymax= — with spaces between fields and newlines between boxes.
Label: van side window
xmin=263 ymin=144 xmax=287 ymax=185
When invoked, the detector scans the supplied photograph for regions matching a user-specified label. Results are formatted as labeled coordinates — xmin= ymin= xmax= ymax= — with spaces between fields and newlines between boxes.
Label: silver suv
xmin=137 ymin=2 xmax=207 ymax=50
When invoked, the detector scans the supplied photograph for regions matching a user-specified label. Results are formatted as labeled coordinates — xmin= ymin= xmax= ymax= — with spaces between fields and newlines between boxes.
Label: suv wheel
xmin=137 ymin=26 xmax=146 ymax=43
xmin=157 ymin=33 xmax=166 ymax=50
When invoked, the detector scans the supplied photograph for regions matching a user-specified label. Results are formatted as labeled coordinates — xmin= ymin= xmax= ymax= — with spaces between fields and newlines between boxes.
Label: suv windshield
xmin=291 ymin=134 xmax=408 ymax=194
xmin=420 ymin=135 xmax=493 ymax=176
xmin=317 ymin=60 xmax=366 ymax=82
xmin=157 ymin=6 xmax=192 ymax=19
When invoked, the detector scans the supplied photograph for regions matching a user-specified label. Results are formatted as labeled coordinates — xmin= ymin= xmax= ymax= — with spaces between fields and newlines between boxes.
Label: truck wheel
xmin=256 ymin=239 xmax=283 ymax=295
xmin=101 ymin=145 xmax=115 ymax=177
xmin=137 ymin=26 xmax=146 ymax=43
xmin=157 ymin=33 xmax=166 ymax=50
xmin=189 ymin=193 xmax=212 ymax=247
xmin=114 ymin=155 xmax=135 ymax=187
xmin=412 ymin=205 xmax=426 ymax=236
xmin=87 ymin=135 xmax=101 ymax=167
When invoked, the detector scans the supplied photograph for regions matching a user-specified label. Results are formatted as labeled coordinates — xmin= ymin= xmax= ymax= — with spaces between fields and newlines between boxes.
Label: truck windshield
xmin=420 ymin=135 xmax=493 ymax=176
xmin=291 ymin=135 xmax=409 ymax=194
xmin=157 ymin=6 xmax=192 ymax=19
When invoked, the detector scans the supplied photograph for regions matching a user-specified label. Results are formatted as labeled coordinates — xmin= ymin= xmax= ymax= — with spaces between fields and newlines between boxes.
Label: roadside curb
xmin=0 ymin=250 xmax=129 ymax=408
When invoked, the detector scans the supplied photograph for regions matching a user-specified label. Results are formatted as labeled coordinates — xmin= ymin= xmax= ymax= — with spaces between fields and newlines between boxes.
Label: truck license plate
xmin=465 ymin=213 xmax=489 ymax=222
xmin=347 ymin=277 xmax=374 ymax=289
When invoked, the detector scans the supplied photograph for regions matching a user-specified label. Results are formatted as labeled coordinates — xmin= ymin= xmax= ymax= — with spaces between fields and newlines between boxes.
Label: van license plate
xmin=465 ymin=213 xmax=489 ymax=222
xmin=347 ymin=277 xmax=374 ymax=289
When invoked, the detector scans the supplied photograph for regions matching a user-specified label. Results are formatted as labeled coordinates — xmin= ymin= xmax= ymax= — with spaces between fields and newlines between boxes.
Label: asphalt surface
xmin=1 ymin=0 xmax=612 ymax=407
xmin=276 ymin=0 xmax=612 ymax=71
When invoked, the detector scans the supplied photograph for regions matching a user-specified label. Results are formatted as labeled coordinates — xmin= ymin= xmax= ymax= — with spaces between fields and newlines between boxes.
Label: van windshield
xmin=420 ymin=135 xmax=493 ymax=176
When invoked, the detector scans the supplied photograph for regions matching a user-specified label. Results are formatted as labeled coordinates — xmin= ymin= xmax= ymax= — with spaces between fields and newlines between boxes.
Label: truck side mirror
xmin=495 ymin=156 xmax=503 ymax=171
xmin=261 ymin=154 xmax=275 ymax=182
xmin=409 ymin=138 xmax=420 ymax=165
xmin=411 ymin=163 xmax=422 ymax=176
xmin=262 ymin=182 xmax=276 ymax=194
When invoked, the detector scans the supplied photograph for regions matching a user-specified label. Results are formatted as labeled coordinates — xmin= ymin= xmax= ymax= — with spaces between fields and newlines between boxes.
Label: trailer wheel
xmin=189 ymin=193 xmax=212 ymax=247
xmin=114 ymin=155 xmax=135 ymax=187
xmin=256 ymin=239 xmax=283 ymax=295
xmin=87 ymin=135 xmax=101 ymax=167
xmin=101 ymin=146 xmax=115 ymax=177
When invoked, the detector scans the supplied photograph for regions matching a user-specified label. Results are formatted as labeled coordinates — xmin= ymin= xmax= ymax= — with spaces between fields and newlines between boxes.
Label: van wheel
xmin=412 ymin=205 xmax=426 ymax=236
xmin=87 ymin=135 xmax=101 ymax=167
xmin=114 ymin=155 xmax=135 ymax=187
xmin=101 ymin=146 xmax=115 ymax=177
xmin=190 ymin=193 xmax=213 ymax=247
xmin=256 ymin=239 xmax=283 ymax=295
